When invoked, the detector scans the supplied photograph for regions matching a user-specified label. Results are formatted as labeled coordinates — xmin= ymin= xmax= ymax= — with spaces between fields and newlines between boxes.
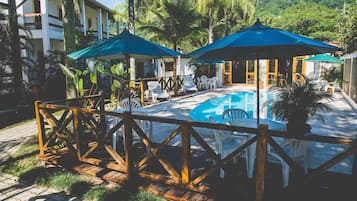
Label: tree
xmin=270 ymin=2 xmax=339 ymax=41
xmin=338 ymin=1 xmax=357 ymax=53
xmin=140 ymin=0 xmax=200 ymax=95
xmin=62 ymin=0 xmax=77 ymax=67
xmin=8 ymin=0 xmax=24 ymax=98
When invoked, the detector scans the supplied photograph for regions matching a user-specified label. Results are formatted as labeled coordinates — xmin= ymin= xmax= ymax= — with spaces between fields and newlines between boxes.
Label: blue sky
xmin=98 ymin=0 xmax=124 ymax=8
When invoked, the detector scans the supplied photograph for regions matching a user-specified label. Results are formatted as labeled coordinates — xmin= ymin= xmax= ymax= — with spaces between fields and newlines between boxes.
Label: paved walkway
xmin=0 ymin=173 xmax=80 ymax=201
xmin=0 ymin=119 xmax=81 ymax=200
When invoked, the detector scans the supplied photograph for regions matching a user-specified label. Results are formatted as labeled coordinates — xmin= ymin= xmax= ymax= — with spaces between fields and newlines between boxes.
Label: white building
xmin=14 ymin=0 xmax=114 ymax=83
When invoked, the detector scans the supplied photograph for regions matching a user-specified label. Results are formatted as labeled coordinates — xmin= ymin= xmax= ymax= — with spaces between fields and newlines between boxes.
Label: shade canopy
xmin=189 ymin=20 xmax=342 ymax=60
xmin=188 ymin=19 xmax=342 ymax=125
xmin=305 ymin=54 xmax=342 ymax=63
xmin=67 ymin=29 xmax=180 ymax=60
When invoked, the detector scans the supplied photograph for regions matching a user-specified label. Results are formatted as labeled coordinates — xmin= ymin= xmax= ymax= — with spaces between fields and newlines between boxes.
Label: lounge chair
xmin=182 ymin=75 xmax=198 ymax=94
xmin=146 ymin=81 xmax=171 ymax=102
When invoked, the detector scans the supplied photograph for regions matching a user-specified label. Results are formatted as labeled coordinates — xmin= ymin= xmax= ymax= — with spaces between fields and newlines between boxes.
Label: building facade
xmin=17 ymin=0 xmax=113 ymax=84
xmin=340 ymin=51 xmax=357 ymax=108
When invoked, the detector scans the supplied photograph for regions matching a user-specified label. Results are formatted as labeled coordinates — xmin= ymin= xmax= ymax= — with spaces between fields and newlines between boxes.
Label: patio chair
xmin=209 ymin=116 xmax=243 ymax=178
xmin=182 ymin=75 xmax=198 ymax=94
xmin=111 ymin=98 xmax=152 ymax=152
xmin=266 ymin=138 xmax=310 ymax=188
xmin=208 ymin=77 xmax=218 ymax=90
xmin=146 ymin=81 xmax=171 ymax=102
xmin=222 ymin=109 xmax=255 ymax=178
xmin=199 ymin=75 xmax=209 ymax=90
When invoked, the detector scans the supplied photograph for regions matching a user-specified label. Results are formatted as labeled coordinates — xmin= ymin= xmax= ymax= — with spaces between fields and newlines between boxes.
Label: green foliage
xmin=267 ymin=76 xmax=331 ymax=136
xmin=128 ymin=191 xmax=167 ymax=201
xmin=337 ymin=0 xmax=357 ymax=53
xmin=269 ymin=2 xmax=338 ymax=41
xmin=322 ymin=66 xmax=343 ymax=84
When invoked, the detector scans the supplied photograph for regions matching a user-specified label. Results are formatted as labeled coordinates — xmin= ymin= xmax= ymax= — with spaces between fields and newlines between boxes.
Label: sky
xmin=98 ymin=0 xmax=124 ymax=9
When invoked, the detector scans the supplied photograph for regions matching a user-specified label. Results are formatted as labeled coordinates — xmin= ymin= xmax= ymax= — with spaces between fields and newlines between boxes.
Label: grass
xmin=0 ymin=134 xmax=167 ymax=201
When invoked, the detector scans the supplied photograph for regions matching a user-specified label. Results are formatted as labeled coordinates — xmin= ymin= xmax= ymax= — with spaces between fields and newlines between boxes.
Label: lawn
xmin=0 ymin=134 xmax=167 ymax=201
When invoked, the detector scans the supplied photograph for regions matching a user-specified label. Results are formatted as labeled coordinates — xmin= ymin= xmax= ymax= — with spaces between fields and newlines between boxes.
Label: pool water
xmin=189 ymin=91 xmax=276 ymax=123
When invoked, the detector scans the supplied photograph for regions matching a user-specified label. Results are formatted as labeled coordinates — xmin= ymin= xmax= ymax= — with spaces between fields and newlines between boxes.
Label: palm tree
xmin=8 ymin=0 xmax=24 ymax=98
xmin=197 ymin=0 xmax=220 ymax=44
xmin=221 ymin=0 xmax=255 ymax=36
xmin=140 ymin=0 xmax=200 ymax=95
xmin=62 ymin=0 xmax=77 ymax=67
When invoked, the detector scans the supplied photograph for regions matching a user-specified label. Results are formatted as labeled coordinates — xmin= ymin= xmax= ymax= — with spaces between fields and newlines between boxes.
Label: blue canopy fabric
xmin=188 ymin=19 xmax=342 ymax=125
xmin=305 ymin=54 xmax=342 ymax=63
xmin=189 ymin=20 xmax=342 ymax=60
xmin=67 ymin=29 xmax=180 ymax=60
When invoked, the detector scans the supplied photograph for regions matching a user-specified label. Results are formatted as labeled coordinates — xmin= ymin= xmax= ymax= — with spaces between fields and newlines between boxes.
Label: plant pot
xmin=286 ymin=123 xmax=311 ymax=137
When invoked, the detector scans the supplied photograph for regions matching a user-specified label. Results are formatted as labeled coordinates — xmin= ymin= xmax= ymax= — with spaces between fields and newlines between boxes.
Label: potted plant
xmin=267 ymin=75 xmax=331 ymax=137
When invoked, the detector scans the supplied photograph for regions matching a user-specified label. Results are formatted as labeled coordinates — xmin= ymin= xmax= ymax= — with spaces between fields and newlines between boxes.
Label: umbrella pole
xmin=257 ymin=59 xmax=260 ymax=125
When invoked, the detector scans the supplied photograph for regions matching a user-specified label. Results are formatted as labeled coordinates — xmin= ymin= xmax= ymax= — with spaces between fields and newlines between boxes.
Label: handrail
xmin=34 ymin=95 xmax=357 ymax=201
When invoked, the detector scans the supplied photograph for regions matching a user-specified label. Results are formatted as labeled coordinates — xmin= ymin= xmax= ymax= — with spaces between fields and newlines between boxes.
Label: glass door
xmin=246 ymin=60 xmax=256 ymax=85
xmin=222 ymin=61 xmax=232 ymax=85
xmin=266 ymin=59 xmax=278 ymax=86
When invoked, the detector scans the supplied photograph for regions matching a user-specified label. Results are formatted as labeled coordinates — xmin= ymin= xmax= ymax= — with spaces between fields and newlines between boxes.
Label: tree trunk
xmin=62 ymin=0 xmax=77 ymax=98
xmin=8 ymin=0 xmax=24 ymax=100
xmin=208 ymin=7 xmax=214 ymax=44
xmin=224 ymin=8 xmax=229 ymax=36
xmin=62 ymin=0 xmax=76 ymax=67
xmin=128 ymin=0 xmax=135 ymax=33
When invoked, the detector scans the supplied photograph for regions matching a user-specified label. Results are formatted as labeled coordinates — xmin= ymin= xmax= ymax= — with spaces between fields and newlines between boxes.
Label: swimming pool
xmin=189 ymin=91 xmax=275 ymax=123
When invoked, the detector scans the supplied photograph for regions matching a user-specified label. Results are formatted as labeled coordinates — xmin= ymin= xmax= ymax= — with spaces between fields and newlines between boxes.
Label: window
xmin=164 ymin=62 xmax=173 ymax=72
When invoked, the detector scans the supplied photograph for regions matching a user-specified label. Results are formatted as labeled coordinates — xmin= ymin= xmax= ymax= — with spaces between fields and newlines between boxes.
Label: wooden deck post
xmin=181 ymin=125 xmax=191 ymax=185
xmin=352 ymin=137 xmax=357 ymax=179
xmin=34 ymin=101 xmax=46 ymax=156
xmin=256 ymin=124 xmax=268 ymax=201
xmin=73 ymin=108 xmax=85 ymax=159
xmin=124 ymin=112 xmax=135 ymax=183
xmin=99 ymin=92 xmax=106 ymax=133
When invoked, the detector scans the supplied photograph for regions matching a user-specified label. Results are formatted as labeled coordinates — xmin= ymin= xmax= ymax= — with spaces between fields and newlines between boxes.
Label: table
xmin=231 ymin=118 xmax=286 ymax=131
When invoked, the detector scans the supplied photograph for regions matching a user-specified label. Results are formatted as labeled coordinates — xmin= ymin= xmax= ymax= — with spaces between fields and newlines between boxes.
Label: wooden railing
xmin=34 ymin=95 xmax=357 ymax=201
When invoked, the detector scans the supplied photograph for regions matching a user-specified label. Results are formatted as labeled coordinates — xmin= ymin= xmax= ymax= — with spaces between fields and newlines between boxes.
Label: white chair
xmin=208 ymin=77 xmax=218 ymax=90
xmin=182 ymin=75 xmax=198 ymax=93
xmin=146 ymin=81 xmax=171 ymax=102
xmin=266 ymin=139 xmax=310 ymax=188
xmin=199 ymin=75 xmax=208 ymax=90
xmin=111 ymin=98 xmax=152 ymax=152
xmin=222 ymin=109 xmax=255 ymax=178
xmin=209 ymin=116 xmax=243 ymax=178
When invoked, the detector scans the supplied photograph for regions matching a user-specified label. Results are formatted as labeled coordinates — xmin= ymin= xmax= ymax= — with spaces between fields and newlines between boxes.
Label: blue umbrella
xmin=189 ymin=19 xmax=342 ymax=124
xmin=68 ymin=29 xmax=180 ymax=112
xmin=68 ymin=29 xmax=180 ymax=60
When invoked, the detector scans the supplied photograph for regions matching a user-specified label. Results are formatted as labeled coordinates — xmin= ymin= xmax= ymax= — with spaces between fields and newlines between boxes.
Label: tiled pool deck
xmin=139 ymin=86 xmax=357 ymax=175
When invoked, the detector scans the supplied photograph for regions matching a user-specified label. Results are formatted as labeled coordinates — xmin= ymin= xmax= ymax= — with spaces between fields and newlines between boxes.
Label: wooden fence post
xmin=124 ymin=111 xmax=135 ymax=183
xmin=73 ymin=108 xmax=84 ymax=159
xmin=352 ymin=137 xmax=357 ymax=179
xmin=34 ymin=101 xmax=45 ymax=156
xmin=256 ymin=124 xmax=268 ymax=201
xmin=99 ymin=92 xmax=106 ymax=133
xmin=181 ymin=125 xmax=191 ymax=185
